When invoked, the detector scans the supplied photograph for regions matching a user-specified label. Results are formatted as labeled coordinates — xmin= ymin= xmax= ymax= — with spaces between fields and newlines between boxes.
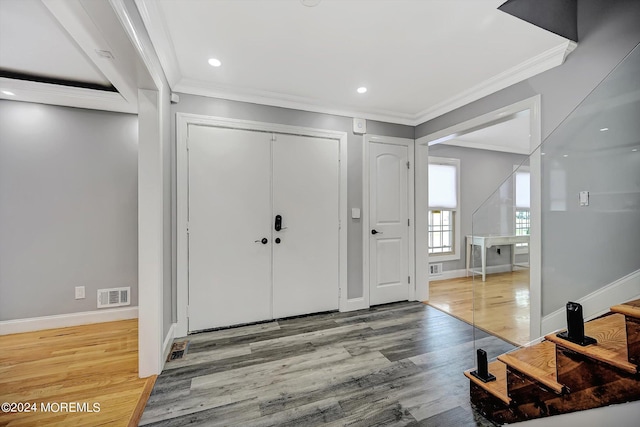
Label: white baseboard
xmin=430 ymin=268 xmax=467 ymax=281
xmin=161 ymin=322 xmax=177 ymax=371
xmin=430 ymin=264 xmax=522 ymax=281
xmin=0 ymin=307 xmax=139 ymax=336
xmin=342 ymin=297 xmax=368 ymax=312
xmin=541 ymin=269 xmax=640 ymax=335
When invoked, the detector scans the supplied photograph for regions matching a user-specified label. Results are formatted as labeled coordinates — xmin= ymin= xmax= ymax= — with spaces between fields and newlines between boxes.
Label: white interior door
xmin=188 ymin=126 xmax=272 ymax=331
xmin=272 ymin=134 xmax=340 ymax=318
xmin=369 ymin=142 xmax=410 ymax=305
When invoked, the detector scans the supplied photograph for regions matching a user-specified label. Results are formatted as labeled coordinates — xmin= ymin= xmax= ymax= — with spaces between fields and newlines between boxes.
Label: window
xmin=428 ymin=209 xmax=454 ymax=253
xmin=428 ymin=158 xmax=460 ymax=258
xmin=514 ymin=170 xmax=530 ymax=249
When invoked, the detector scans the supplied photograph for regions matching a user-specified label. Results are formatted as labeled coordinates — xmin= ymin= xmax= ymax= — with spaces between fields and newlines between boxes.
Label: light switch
xmin=351 ymin=208 xmax=361 ymax=219
xmin=579 ymin=191 xmax=589 ymax=206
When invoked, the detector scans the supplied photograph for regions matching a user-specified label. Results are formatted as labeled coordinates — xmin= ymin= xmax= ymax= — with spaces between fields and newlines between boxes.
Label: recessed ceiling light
xmin=208 ymin=58 xmax=222 ymax=67
xmin=357 ymin=87 xmax=367 ymax=94
xmin=301 ymin=0 xmax=322 ymax=6
xmin=563 ymin=154 xmax=569 ymax=158
xmin=541 ymin=152 xmax=546 ymax=156
xmin=599 ymin=127 xmax=609 ymax=132
xmin=633 ymin=149 xmax=638 ymax=152
xmin=1 ymin=90 xmax=15 ymax=96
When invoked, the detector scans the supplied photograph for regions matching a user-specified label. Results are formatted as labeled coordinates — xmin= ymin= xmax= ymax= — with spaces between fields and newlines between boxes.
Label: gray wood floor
xmin=140 ymin=302 xmax=514 ymax=426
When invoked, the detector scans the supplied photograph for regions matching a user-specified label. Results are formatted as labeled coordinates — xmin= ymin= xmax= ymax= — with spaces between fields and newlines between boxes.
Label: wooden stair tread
xmin=464 ymin=360 xmax=511 ymax=405
xmin=611 ymin=299 xmax=640 ymax=319
xmin=498 ymin=341 xmax=565 ymax=394
xmin=545 ymin=313 xmax=637 ymax=374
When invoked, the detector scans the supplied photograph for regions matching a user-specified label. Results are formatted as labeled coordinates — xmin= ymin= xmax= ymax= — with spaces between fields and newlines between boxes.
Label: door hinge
xmin=186 ymin=138 xmax=189 ymax=151
xmin=406 ymin=161 xmax=410 ymax=169
xmin=186 ymin=222 xmax=190 ymax=233
xmin=408 ymin=276 xmax=411 ymax=284
xmin=408 ymin=218 xmax=410 ymax=226
xmin=186 ymin=305 xmax=189 ymax=318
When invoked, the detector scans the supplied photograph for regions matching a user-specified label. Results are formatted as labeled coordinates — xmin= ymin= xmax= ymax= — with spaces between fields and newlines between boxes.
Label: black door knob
xmin=275 ymin=238 xmax=281 ymax=244
xmin=371 ymin=229 xmax=383 ymax=235
xmin=255 ymin=238 xmax=268 ymax=244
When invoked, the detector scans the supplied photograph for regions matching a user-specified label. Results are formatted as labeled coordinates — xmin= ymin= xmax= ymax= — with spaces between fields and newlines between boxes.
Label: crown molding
xmin=440 ymin=139 xmax=530 ymax=155
xmin=175 ymin=78 xmax=417 ymax=126
xmin=414 ymin=40 xmax=578 ymax=125
xmin=137 ymin=1 xmax=576 ymax=128
xmin=173 ymin=40 xmax=575 ymax=127
xmin=135 ymin=0 xmax=181 ymax=88
xmin=0 ymin=77 xmax=136 ymax=114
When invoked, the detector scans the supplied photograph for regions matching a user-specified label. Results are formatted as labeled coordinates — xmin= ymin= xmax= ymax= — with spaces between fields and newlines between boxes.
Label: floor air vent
xmin=97 ymin=287 xmax=131 ymax=308
xmin=167 ymin=341 xmax=189 ymax=362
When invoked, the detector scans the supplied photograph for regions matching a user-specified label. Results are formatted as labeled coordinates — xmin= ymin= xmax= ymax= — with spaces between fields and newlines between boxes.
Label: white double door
xmin=187 ymin=126 xmax=340 ymax=331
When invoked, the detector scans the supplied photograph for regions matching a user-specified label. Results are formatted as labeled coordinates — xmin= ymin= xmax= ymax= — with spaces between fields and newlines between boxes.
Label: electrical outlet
xmin=75 ymin=286 xmax=85 ymax=300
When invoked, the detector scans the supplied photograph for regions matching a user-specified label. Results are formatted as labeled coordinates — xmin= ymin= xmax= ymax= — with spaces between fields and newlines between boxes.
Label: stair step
xmin=498 ymin=340 xmax=566 ymax=394
xmin=611 ymin=299 xmax=640 ymax=319
xmin=464 ymin=360 xmax=511 ymax=405
xmin=611 ymin=298 xmax=640 ymax=366
xmin=545 ymin=313 xmax=638 ymax=374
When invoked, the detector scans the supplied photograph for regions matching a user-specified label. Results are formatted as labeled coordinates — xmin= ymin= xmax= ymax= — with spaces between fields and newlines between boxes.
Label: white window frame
xmin=428 ymin=156 xmax=461 ymax=262
xmin=513 ymin=165 xmax=531 ymax=255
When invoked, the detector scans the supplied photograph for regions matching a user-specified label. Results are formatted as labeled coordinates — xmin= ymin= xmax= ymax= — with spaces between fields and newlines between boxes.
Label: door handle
xmin=371 ymin=229 xmax=383 ymax=235
xmin=254 ymin=238 xmax=268 ymax=244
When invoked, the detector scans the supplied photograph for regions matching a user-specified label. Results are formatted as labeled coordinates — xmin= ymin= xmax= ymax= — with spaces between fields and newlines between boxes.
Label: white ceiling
xmin=0 ymin=0 xmax=576 ymax=129
xmin=138 ymin=0 xmax=574 ymax=125
xmin=445 ymin=110 xmax=531 ymax=154
xmin=0 ymin=0 xmax=154 ymax=113
xmin=0 ymin=0 xmax=110 ymax=86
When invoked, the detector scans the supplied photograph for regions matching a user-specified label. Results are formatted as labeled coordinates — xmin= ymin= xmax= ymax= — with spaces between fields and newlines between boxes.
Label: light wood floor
xmin=0 ymin=319 xmax=155 ymax=427
xmin=141 ymin=302 xmax=514 ymax=426
xmin=426 ymin=269 xmax=530 ymax=346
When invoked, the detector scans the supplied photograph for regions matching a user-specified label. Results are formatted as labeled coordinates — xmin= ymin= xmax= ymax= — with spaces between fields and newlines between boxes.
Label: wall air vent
xmin=429 ymin=263 xmax=443 ymax=275
xmin=97 ymin=287 xmax=131 ymax=308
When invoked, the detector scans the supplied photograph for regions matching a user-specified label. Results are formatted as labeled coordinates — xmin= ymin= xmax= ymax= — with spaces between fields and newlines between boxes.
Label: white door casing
xmin=415 ymin=95 xmax=542 ymax=340
xmin=187 ymin=126 xmax=272 ymax=331
xmin=272 ymin=133 xmax=340 ymax=318
xmin=369 ymin=142 xmax=410 ymax=305
xmin=176 ymin=114 xmax=347 ymax=337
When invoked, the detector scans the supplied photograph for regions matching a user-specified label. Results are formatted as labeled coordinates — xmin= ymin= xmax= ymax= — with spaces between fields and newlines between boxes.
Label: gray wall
xmin=417 ymin=0 xmax=640 ymax=316
xmin=428 ymin=144 xmax=527 ymax=272
xmin=171 ymin=93 xmax=414 ymax=300
xmin=539 ymin=44 xmax=640 ymax=314
xmin=0 ymin=100 xmax=138 ymax=320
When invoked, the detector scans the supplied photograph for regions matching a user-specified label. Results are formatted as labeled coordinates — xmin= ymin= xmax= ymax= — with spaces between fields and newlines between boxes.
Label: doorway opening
xmin=416 ymin=96 xmax=542 ymax=345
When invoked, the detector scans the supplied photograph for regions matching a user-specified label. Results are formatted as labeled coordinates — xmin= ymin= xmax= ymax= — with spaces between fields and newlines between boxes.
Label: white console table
xmin=465 ymin=235 xmax=530 ymax=282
